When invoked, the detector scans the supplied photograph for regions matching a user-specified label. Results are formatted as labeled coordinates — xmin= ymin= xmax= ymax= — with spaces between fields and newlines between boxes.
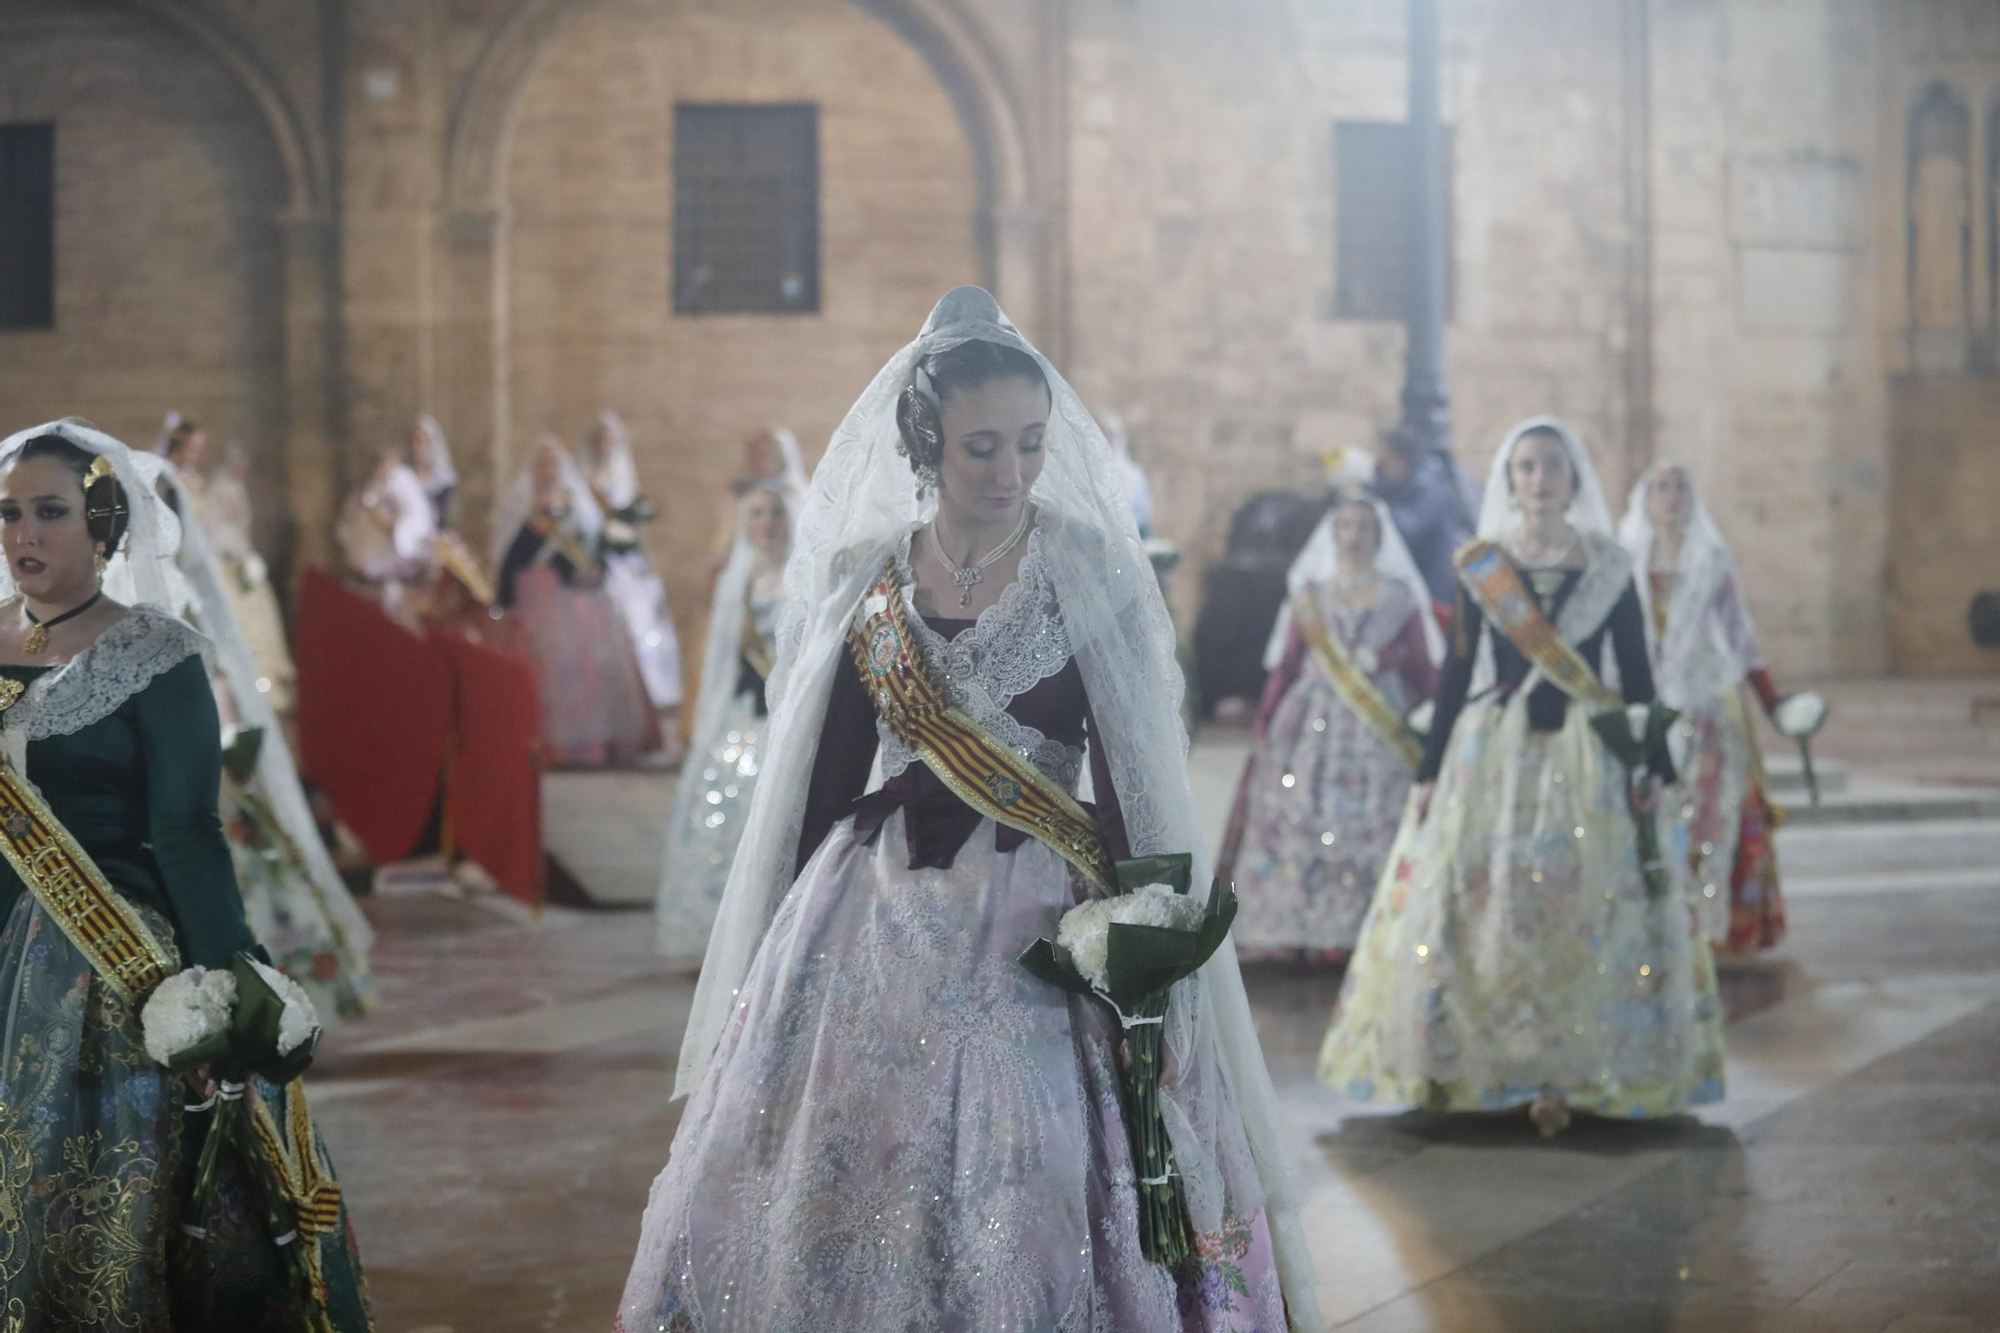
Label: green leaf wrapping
xmin=229 ymin=953 xmax=320 ymax=1085
xmin=1016 ymin=864 xmax=1241 ymax=1267
xmin=1113 ymin=852 xmax=1193 ymax=895
xmin=1589 ymin=704 xmax=1681 ymax=899
xmin=1016 ymin=938 xmax=1094 ymax=996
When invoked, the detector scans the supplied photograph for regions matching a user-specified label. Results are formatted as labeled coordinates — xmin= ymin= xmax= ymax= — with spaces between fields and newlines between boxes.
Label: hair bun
xmin=895 ymin=382 xmax=945 ymax=481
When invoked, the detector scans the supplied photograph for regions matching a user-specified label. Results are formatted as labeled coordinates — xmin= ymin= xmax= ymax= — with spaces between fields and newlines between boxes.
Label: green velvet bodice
xmin=0 ymin=623 xmax=255 ymax=969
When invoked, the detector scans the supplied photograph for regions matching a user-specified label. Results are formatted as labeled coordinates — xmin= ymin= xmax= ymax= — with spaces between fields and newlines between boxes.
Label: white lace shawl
xmin=878 ymin=529 xmax=1083 ymax=792
xmin=3 ymin=608 xmax=209 ymax=774
xmin=1617 ymin=462 xmax=1767 ymax=708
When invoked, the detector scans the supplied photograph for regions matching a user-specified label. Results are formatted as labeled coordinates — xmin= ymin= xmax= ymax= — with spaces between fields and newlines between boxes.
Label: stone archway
xmin=437 ymin=0 xmax=1058 ymax=547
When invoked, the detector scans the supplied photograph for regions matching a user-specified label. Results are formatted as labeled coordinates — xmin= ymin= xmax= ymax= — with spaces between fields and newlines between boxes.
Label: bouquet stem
xmin=1118 ymin=995 xmax=1192 ymax=1267
xmin=1796 ymin=737 xmax=1821 ymax=808
xmin=1626 ymin=788 xmax=1672 ymax=899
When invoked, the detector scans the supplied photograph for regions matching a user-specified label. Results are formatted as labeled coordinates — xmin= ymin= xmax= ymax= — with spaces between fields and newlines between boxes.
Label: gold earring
xmin=93 ymin=541 xmax=107 ymax=574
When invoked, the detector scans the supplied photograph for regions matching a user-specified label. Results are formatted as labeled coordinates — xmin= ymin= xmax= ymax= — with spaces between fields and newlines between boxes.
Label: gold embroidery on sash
xmin=847 ymin=562 xmax=1116 ymax=893
xmin=0 ymin=765 xmax=173 ymax=1001
xmin=1455 ymin=540 xmax=1621 ymax=710
xmin=1292 ymin=594 xmax=1424 ymax=771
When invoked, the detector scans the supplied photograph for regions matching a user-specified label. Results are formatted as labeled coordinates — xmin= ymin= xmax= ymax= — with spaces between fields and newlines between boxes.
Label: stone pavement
xmin=315 ymin=726 xmax=2000 ymax=1332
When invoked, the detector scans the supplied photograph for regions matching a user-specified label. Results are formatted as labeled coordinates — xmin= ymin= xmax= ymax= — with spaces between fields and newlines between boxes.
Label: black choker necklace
xmin=24 ymin=591 xmax=102 ymax=655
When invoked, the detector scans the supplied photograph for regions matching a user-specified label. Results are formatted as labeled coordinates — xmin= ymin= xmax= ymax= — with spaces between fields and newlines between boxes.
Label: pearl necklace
xmin=932 ymin=507 xmax=1032 ymax=607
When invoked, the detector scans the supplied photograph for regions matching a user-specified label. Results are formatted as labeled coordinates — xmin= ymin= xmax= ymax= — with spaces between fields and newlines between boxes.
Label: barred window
xmin=673 ymin=104 xmax=819 ymax=316
xmin=1333 ymin=120 xmax=1454 ymax=322
xmin=0 ymin=123 xmax=55 ymax=330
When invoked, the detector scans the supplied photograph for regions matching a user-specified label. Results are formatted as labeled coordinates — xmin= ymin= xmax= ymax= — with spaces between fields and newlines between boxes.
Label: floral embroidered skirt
xmin=225 ymin=783 xmax=376 ymax=1023
xmin=1319 ymin=696 xmax=1727 ymax=1118
xmin=1673 ymin=693 xmax=1787 ymax=958
xmin=1218 ymin=674 xmax=1414 ymax=963
xmin=0 ymin=895 xmax=373 ymax=1332
xmin=620 ymin=811 xmax=1287 ymax=1332
xmin=654 ymin=690 xmax=765 ymax=964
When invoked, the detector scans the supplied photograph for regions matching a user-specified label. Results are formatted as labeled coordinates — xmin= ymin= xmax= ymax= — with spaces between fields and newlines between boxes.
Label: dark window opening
xmin=1333 ymin=120 xmax=1454 ymax=322
xmin=0 ymin=123 xmax=55 ymax=331
xmin=674 ymin=103 xmax=819 ymax=316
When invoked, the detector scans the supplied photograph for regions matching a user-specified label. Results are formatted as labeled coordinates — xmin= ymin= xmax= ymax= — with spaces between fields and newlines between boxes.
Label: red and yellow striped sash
xmin=847 ymin=562 xmax=1116 ymax=893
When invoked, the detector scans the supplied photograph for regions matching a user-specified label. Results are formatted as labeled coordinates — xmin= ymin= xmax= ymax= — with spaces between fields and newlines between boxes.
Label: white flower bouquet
xmin=1589 ymin=700 xmax=1681 ymax=898
xmin=142 ymin=951 xmax=329 ymax=1328
xmin=1020 ymin=852 xmax=1237 ymax=1267
xmin=1772 ymin=689 xmax=1830 ymax=805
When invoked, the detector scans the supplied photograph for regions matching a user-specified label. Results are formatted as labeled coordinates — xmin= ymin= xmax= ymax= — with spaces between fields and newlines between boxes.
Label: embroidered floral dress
xmin=0 ymin=608 xmax=370 ymax=1331
xmin=618 ymin=532 xmax=1287 ymax=1333
xmin=1218 ymin=579 xmax=1438 ymax=963
xmin=1647 ymin=571 xmax=1787 ymax=957
xmin=654 ymin=574 xmax=782 ymax=963
xmin=1320 ymin=534 xmax=1727 ymax=1118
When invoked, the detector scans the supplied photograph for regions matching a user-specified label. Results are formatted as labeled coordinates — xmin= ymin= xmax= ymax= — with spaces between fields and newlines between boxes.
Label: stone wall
xmin=501 ymin=0 xmax=982 ymax=621
xmin=0 ymin=0 xmax=1981 ymax=680
xmin=0 ymin=0 xmax=290 ymax=554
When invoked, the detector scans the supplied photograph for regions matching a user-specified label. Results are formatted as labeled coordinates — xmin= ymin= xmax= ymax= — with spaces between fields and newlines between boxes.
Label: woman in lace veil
xmin=1218 ymin=491 xmax=1441 ymax=963
xmin=492 ymin=435 xmax=656 ymax=767
xmin=652 ymin=481 xmax=789 ymax=965
xmin=1321 ymin=417 xmax=1725 ymax=1137
xmin=618 ymin=288 xmax=1321 ymax=1332
xmin=1620 ymin=462 xmax=1804 ymax=957
xmin=582 ymin=411 xmax=686 ymax=759
xmin=0 ymin=418 xmax=372 ymax=1328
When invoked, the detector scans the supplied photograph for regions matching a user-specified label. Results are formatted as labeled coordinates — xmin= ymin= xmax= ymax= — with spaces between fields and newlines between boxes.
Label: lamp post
xmin=1396 ymin=0 xmax=1450 ymax=455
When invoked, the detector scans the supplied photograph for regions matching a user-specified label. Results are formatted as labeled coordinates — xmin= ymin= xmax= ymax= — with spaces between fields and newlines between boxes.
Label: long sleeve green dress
xmin=0 ymin=606 xmax=371 ymax=1332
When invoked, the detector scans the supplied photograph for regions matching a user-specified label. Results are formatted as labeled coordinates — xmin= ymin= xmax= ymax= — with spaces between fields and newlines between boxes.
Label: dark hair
xmin=895 ymin=340 xmax=1049 ymax=480
xmin=164 ymin=419 xmax=201 ymax=459
xmin=1505 ymin=425 xmax=1578 ymax=499
xmin=14 ymin=434 xmax=132 ymax=556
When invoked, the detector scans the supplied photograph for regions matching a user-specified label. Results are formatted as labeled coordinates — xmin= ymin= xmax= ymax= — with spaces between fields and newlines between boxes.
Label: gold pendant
xmin=0 ymin=678 xmax=22 ymax=713
xmin=21 ymin=625 xmax=45 ymax=656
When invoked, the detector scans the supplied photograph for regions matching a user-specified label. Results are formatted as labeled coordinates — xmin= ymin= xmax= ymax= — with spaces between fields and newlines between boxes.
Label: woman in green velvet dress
xmin=0 ymin=420 xmax=371 ymax=1331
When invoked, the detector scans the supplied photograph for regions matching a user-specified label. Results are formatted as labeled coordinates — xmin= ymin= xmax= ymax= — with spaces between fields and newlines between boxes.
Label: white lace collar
xmin=4 ymin=605 xmax=210 ymax=747
xmin=877 ymin=527 xmax=1083 ymax=790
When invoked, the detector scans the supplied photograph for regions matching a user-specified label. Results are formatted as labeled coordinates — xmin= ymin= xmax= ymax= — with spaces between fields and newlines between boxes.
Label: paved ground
xmin=313 ymin=729 xmax=2000 ymax=1332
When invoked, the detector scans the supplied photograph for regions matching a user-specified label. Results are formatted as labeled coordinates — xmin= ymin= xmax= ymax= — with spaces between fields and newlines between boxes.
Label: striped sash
xmin=1456 ymin=539 xmax=1621 ymax=710
xmin=0 ymin=763 xmax=174 ymax=1000
xmin=847 ymin=562 xmax=1116 ymax=893
xmin=1292 ymin=593 xmax=1424 ymax=771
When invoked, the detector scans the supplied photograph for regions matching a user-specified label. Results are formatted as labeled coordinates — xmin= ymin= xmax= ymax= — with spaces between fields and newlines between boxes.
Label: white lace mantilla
xmin=876 ymin=529 xmax=1084 ymax=792
xmin=4 ymin=606 xmax=210 ymax=747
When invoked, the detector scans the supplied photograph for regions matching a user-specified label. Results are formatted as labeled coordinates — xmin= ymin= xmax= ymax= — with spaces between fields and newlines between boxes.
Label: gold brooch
xmin=0 ymin=678 xmax=23 ymax=713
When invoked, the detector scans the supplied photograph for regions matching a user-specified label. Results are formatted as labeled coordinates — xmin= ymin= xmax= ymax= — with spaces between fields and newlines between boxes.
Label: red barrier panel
xmin=432 ymin=632 xmax=544 ymax=909
xmin=295 ymin=571 xmax=453 ymax=864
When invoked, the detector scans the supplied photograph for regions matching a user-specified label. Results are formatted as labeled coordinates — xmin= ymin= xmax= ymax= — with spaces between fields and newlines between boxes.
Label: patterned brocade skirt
xmin=1219 ymin=674 xmax=1414 ymax=963
xmin=1674 ymin=692 xmax=1787 ymax=958
xmin=620 ymin=810 xmax=1287 ymax=1333
xmin=0 ymin=895 xmax=373 ymax=1332
xmin=1320 ymin=696 xmax=1728 ymax=1118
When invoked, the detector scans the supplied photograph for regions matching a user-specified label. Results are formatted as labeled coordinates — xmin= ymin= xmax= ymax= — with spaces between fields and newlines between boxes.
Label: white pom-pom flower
xmin=248 ymin=958 xmax=322 ymax=1056
xmin=141 ymin=966 xmax=237 ymax=1067
xmin=1056 ymin=885 xmax=1206 ymax=991
xmin=1774 ymin=691 xmax=1828 ymax=740
xmin=1405 ymin=700 xmax=1436 ymax=737
xmin=1627 ymin=704 xmax=1655 ymax=739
